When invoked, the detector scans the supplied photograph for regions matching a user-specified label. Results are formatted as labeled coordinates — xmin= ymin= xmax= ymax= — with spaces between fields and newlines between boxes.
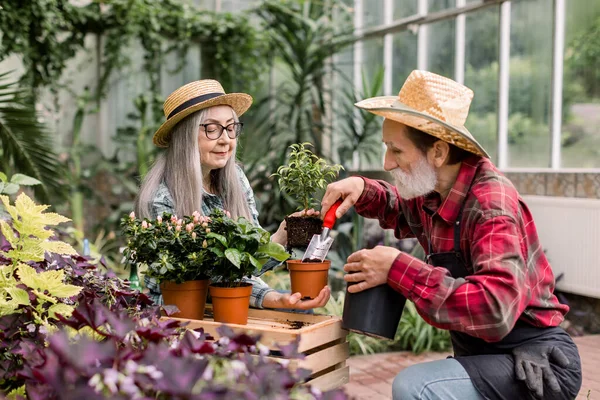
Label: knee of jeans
xmin=392 ymin=368 xmax=421 ymax=400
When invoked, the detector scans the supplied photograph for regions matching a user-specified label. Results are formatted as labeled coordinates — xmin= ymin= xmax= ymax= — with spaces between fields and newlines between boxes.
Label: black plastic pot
xmin=342 ymin=283 xmax=407 ymax=340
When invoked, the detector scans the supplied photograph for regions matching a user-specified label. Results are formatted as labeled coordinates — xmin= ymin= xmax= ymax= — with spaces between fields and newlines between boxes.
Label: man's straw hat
xmin=355 ymin=70 xmax=489 ymax=158
xmin=153 ymin=79 xmax=253 ymax=147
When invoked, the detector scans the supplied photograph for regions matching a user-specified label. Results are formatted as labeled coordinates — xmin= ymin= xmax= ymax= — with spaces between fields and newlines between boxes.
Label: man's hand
xmin=321 ymin=177 xmax=365 ymax=219
xmin=263 ymin=286 xmax=330 ymax=310
xmin=512 ymin=344 xmax=570 ymax=399
xmin=343 ymin=246 xmax=401 ymax=293
xmin=271 ymin=208 xmax=320 ymax=246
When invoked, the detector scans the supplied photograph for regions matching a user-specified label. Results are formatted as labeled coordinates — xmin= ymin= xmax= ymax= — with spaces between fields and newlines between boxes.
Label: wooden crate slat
xmin=298 ymin=341 xmax=349 ymax=374
xmin=305 ymin=365 xmax=350 ymax=392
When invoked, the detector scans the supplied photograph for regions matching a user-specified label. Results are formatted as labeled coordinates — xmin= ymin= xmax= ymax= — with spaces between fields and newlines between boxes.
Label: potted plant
xmin=272 ymin=143 xmax=343 ymax=299
xmin=121 ymin=211 xmax=213 ymax=320
xmin=204 ymin=209 xmax=290 ymax=325
xmin=272 ymin=142 xmax=343 ymax=249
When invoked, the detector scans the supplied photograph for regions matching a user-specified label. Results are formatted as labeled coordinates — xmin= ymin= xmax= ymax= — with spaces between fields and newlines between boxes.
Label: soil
xmin=275 ymin=319 xmax=309 ymax=330
xmin=285 ymin=215 xmax=322 ymax=249
xmin=302 ymin=258 xmax=322 ymax=263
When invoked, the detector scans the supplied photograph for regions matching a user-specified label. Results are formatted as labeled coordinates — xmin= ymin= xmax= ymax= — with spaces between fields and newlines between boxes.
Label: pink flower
xmin=193 ymin=215 xmax=199 ymax=224
xmin=129 ymin=211 xmax=135 ymax=220
xmin=202 ymin=240 xmax=208 ymax=248
xmin=175 ymin=225 xmax=182 ymax=232
xmin=157 ymin=216 xmax=162 ymax=224
xmin=186 ymin=223 xmax=193 ymax=232
xmin=167 ymin=225 xmax=172 ymax=231
xmin=141 ymin=221 xmax=148 ymax=229
xmin=205 ymin=228 xmax=211 ymax=233
xmin=177 ymin=219 xmax=183 ymax=226
xmin=192 ymin=232 xmax=197 ymax=240
xmin=201 ymin=222 xmax=208 ymax=228
xmin=225 ymin=210 xmax=231 ymax=218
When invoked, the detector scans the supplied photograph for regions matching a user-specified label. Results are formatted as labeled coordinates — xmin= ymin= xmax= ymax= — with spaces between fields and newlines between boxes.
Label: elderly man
xmin=321 ymin=70 xmax=582 ymax=400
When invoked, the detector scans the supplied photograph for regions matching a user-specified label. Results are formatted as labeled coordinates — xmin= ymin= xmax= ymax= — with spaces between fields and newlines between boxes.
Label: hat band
xmin=167 ymin=92 xmax=225 ymax=119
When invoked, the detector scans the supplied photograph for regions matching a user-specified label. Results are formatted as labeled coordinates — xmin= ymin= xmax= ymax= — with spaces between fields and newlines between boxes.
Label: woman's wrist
xmin=262 ymin=291 xmax=283 ymax=309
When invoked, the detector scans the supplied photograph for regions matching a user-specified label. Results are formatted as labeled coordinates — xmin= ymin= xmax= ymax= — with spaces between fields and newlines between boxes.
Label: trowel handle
xmin=323 ymin=200 xmax=343 ymax=229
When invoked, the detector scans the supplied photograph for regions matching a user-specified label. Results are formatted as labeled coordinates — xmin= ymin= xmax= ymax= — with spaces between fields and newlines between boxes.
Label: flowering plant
xmin=121 ymin=211 xmax=214 ymax=284
xmin=121 ymin=209 xmax=290 ymax=285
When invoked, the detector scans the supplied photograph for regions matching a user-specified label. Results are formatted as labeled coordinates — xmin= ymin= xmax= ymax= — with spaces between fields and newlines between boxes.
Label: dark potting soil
xmin=285 ymin=215 xmax=323 ymax=249
xmin=272 ymin=319 xmax=310 ymax=330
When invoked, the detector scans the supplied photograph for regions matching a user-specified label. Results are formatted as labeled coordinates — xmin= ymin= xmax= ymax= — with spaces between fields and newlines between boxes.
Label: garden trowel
xmin=302 ymin=200 xmax=343 ymax=262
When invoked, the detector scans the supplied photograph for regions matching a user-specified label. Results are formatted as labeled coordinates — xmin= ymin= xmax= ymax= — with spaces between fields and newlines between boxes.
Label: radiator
xmin=522 ymin=195 xmax=600 ymax=299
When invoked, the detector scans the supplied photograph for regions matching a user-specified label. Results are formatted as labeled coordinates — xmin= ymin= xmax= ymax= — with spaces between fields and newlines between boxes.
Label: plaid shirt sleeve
xmin=237 ymin=164 xmax=261 ymax=227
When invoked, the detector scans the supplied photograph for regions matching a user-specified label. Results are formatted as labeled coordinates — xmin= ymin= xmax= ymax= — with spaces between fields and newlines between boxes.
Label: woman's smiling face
xmin=198 ymin=105 xmax=237 ymax=172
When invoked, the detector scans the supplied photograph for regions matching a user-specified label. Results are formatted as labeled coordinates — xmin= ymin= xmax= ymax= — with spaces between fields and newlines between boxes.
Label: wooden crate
xmin=167 ymin=307 xmax=350 ymax=391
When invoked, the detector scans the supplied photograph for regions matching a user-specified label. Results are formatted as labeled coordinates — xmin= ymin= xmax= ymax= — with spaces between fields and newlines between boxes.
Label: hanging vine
xmin=0 ymin=0 xmax=270 ymax=100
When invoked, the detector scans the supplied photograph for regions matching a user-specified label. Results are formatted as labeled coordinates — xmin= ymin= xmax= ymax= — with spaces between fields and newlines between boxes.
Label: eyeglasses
xmin=199 ymin=122 xmax=243 ymax=140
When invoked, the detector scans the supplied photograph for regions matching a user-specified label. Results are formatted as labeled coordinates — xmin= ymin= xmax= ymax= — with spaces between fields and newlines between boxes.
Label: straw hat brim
xmin=153 ymin=93 xmax=253 ymax=148
xmin=355 ymin=96 xmax=490 ymax=158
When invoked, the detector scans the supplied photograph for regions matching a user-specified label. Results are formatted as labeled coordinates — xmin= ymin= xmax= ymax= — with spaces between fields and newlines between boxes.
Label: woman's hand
xmin=271 ymin=208 xmax=320 ymax=246
xmin=263 ymin=286 xmax=330 ymax=310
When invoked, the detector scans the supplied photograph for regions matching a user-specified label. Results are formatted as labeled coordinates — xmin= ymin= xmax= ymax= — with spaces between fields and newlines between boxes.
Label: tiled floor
xmin=344 ymin=335 xmax=600 ymax=399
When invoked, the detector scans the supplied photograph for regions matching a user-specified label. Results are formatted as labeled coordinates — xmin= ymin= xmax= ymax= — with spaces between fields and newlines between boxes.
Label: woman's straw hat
xmin=355 ymin=70 xmax=489 ymax=158
xmin=153 ymin=79 xmax=253 ymax=147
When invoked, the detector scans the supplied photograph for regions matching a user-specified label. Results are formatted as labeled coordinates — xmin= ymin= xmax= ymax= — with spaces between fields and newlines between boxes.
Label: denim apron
xmin=425 ymin=200 xmax=582 ymax=400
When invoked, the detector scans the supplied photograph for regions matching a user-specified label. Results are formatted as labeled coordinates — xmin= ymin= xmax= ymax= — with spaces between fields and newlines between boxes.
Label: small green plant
xmin=121 ymin=209 xmax=290 ymax=286
xmin=394 ymin=302 xmax=451 ymax=354
xmin=205 ymin=209 xmax=290 ymax=286
xmin=0 ymin=172 xmax=41 ymax=196
xmin=0 ymin=193 xmax=82 ymax=324
xmin=272 ymin=142 xmax=343 ymax=211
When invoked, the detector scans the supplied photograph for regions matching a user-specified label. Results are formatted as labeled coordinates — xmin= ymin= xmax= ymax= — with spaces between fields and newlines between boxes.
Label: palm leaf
xmin=0 ymin=71 xmax=66 ymax=203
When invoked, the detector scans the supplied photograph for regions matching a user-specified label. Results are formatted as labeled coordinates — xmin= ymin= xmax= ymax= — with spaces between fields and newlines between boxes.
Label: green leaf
xmin=0 ymin=172 xmax=6 ymax=182
xmin=48 ymin=303 xmax=75 ymax=319
xmin=224 ymin=248 xmax=242 ymax=268
xmin=5 ymin=287 xmax=30 ymax=306
xmin=2 ymin=183 xmax=19 ymax=194
xmin=207 ymin=232 xmax=228 ymax=247
xmin=257 ymin=241 xmax=290 ymax=262
xmin=10 ymin=173 xmax=42 ymax=186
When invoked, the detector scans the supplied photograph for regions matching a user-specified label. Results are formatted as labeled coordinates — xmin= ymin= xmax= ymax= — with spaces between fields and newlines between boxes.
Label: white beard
xmin=390 ymin=157 xmax=437 ymax=199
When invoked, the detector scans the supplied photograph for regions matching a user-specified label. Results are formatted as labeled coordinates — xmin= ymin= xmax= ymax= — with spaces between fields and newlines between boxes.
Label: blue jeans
xmin=392 ymin=358 xmax=484 ymax=400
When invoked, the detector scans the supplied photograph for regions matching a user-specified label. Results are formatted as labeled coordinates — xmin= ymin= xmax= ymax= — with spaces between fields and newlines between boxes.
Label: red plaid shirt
xmin=355 ymin=155 xmax=568 ymax=342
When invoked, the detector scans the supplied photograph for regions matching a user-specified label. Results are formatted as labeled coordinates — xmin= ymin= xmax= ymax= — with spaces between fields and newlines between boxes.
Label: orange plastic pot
xmin=286 ymin=259 xmax=330 ymax=300
xmin=209 ymin=283 xmax=253 ymax=325
xmin=160 ymin=279 xmax=209 ymax=320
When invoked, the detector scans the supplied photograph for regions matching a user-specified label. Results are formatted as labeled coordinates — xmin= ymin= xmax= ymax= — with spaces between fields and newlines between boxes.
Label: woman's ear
xmin=429 ymin=140 xmax=450 ymax=168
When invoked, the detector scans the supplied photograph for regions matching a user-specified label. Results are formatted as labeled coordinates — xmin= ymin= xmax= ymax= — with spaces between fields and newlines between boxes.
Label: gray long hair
xmin=135 ymin=107 xmax=252 ymax=221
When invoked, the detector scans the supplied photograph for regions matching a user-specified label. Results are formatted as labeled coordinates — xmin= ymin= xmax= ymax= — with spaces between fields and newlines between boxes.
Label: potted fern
xmin=272 ymin=142 xmax=343 ymax=249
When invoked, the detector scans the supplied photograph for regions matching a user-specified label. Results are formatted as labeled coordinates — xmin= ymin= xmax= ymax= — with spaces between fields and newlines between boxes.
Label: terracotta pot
xmin=209 ymin=283 xmax=253 ymax=325
xmin=287 ymin=259 xmax=330 ymax=300
xmin=160 ymin=279 xmax=209 ymax=320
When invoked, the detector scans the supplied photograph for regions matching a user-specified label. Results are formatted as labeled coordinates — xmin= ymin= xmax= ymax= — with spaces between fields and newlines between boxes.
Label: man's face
xmin=382 ymin=119 xmax=437 ymax=199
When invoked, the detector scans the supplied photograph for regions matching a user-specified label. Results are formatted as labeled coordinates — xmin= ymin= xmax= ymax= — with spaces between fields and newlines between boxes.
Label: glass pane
xmin=394 ymin=0 xmax=418 ymax=20
xmin=427 ymin=19 xmax=455 ymax=79
xmin=561 ymin=0 xmax=600 ymax=168
xmin=361 ymin=38 xmax=385 ymax=94
xmin=507 ymin=0 xmax=553 ymax=167
xmin=392 ymin=30 xmax=418 ymax=92
xmin=464 ymin=6 xmax=500 ymax=164
xmin=363 ymin=0 xmax=384 ymax=28
xmin=429 ymin=0 xmax=454 ymax=13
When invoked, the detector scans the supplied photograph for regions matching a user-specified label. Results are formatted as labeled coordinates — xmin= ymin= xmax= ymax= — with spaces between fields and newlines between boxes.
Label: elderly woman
xmin=135 ymin=79 xmax=330 ymax=311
